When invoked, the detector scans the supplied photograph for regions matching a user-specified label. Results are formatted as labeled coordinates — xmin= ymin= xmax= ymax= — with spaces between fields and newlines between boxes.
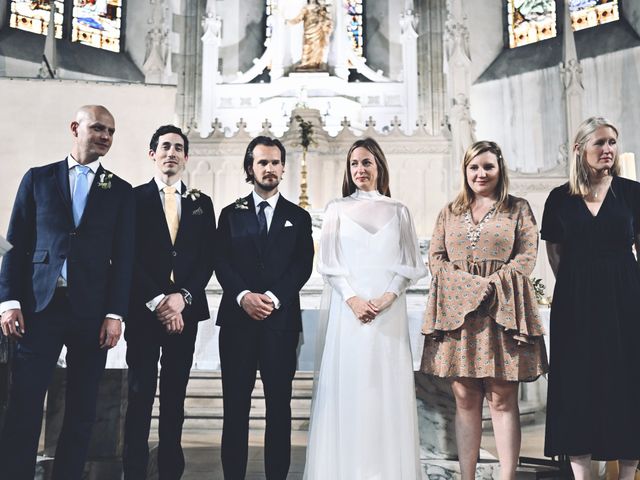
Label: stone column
xmin=559 ymin=0 xmax=583 ymax=168
xmin=444 ymin=0 xmax=475 ymax=193
xmin=400 ymin=4 xmax=419 ymax=133
xmin=143 ymin=0 xmax=175 ymax=85
xmin=416 ymin=0 xmax=447 ymax=136
xmin=174 ymin=0 xmax=201 ymax=132
xmin=199 ymin=0 xmax=222 ymax=138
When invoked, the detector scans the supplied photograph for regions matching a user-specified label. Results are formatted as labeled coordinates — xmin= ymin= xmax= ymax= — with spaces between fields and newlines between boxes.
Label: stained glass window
xmin=346 ymin=0 xmax=364 ymax=57
xmin=72 ymin=0 xmax=123 ymax=52
xmin=10 ymin=0 xmax=64 ymax=39
xmin=569 ymin=0 xmax=619 ymax=32
xmin=507 ymin=0 xmax=556 ymax=48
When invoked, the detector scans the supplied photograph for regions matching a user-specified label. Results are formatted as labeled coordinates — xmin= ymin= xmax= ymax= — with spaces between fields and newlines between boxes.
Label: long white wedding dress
xmin=304 ymin=190 xmax=427 ymax=480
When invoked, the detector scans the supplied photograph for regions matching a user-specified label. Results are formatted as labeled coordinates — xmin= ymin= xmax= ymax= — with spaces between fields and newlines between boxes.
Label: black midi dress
xmin=541 ymin=176 xmax=640 ymax=460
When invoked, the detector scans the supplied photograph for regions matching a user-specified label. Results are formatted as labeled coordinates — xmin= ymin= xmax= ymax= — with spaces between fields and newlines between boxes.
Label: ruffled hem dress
xmin=421 ymin=195 xmax=548 ymax=382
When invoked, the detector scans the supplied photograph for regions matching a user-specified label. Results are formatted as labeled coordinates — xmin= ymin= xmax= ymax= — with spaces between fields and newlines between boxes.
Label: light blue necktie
xmin=72 ymin=165 xmax=91 ymax=226
xmin=61 ymin=165 xmax=91 ymax=282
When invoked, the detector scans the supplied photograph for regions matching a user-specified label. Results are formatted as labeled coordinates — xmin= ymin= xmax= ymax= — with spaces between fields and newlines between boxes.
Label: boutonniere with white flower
xmin=98 ymin=171 xmax=114 ymax=190
xmin=182 ymin=188 xmax=201 ymax=201
xmin=234 ymin=197 xmax=249 ymax=210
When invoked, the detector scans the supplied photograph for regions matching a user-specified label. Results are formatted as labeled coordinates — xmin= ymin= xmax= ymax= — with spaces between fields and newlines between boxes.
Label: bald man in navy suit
xmin=0 ymin=105 xmax=135 ymax=480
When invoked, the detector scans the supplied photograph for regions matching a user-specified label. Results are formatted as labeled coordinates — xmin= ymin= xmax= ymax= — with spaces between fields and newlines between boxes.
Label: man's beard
xmin=255 ymin=177 xmax=279 ymax=192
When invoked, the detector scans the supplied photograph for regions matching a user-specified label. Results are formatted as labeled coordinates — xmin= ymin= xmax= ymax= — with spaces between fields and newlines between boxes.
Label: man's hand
xmin=0 ymin=308 xmax=25 ymax=339
xmin=164 ymin=312 xmax=184 ymax=335
xmin=241 ymin=293 xmax=274 ymax=321
xmin=99 ymin=318 xmax=122 ymax=349
xmin=369 ymin=292 xmax=397 ymax=313
xmin=155 ymin=293 xmax=186 ymax=325
xmin=346 ymin=296 xmax=379 ymax=324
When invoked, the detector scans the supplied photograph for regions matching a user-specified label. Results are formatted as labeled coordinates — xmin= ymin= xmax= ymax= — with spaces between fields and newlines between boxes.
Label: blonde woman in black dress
xmin=542 ymin=117 xmax=640 ymax=480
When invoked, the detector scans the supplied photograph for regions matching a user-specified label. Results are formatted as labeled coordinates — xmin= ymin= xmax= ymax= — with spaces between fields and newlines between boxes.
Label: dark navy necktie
xmin=257 ymin=201 xmax=269 ymax=238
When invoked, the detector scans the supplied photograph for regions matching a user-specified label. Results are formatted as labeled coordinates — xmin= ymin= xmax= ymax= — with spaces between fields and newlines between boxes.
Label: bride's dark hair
xmin=342 ymin=137 xmax=391 ymax=197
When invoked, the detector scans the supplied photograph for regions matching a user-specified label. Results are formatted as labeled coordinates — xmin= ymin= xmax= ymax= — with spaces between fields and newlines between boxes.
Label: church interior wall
xmin=124 ymin=1 xmax=154 ymax=72
xmin=217 ymin=0 xmax=268 ymax=77
xmin=465 ymin=0 xmax=504 ymax=83
xmin=627 ymin=0 xmax=640 ymax=33
xmin=0 ymin=78 xmax=177 ymax=234
xmin=363 ymin=0 xmax=391 ymax=79
xmin=237 ymin=0 xmax=268 ymax=74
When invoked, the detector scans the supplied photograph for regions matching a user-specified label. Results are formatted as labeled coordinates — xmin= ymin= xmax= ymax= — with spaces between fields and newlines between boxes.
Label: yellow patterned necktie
xmin=164 ymin=186 xmax=179 ymax=283
xmin=164 ymin=186 xmax=179 ymax=244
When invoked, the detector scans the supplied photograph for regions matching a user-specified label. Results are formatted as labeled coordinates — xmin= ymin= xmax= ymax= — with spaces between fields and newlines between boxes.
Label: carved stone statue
xmin=287 ymin=0 xmax=333 ymax=71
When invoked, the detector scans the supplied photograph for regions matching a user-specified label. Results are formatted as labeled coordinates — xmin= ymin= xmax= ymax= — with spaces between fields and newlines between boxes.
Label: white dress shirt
xmin=236 ymin=191 xmax=281 ymax=309
xmin=0 ymin=155 xmax=122 ymax=321
xmin=145 ymin=177 xmax=185 ymax=312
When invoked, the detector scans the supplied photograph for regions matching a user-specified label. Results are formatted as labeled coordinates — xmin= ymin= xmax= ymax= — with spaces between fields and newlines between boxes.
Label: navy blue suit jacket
xmin=128 ymin=179 xmax=216 ymax=324
xmin=215 ymin=194 xmax=314 ymax=332
xmin=0 ymin=159 xmax=135 ymax=321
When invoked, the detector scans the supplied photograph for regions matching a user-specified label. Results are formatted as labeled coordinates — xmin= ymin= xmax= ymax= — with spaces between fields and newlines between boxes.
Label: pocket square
xmin=284 ymin=220 xmax=293 ymax=227
xmin=192 ymin=207 xmax=204 ymax=216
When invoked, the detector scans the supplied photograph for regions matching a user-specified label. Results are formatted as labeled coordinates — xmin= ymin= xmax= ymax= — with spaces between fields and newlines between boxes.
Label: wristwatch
xmin=180 ymin=288 xmax=193 ymax=306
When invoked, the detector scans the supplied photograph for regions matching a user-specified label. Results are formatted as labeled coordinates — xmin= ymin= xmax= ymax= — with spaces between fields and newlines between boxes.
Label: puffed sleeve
xmin=422 ymin=206 xmax=492 ymax=335
xmin=540 ymin=186 xmax=565 ymax=244
xmin=317 ymin=200 xmax=356 ymax=301
xmin=486 ymin=199 xmax=545 ymax=342
xmin=385 ymin=205 xmax=428 ymax=296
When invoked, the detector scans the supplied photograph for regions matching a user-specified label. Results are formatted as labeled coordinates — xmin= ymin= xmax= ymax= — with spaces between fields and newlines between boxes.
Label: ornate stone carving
xmin=143 ymin=0 xmax=171 ymax=84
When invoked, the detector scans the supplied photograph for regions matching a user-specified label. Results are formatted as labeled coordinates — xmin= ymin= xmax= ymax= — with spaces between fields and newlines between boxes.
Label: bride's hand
xmin=346 ymin=296 xmax=379 ymax=324
xmin=369 ymin=292 xmax=397 ymax=312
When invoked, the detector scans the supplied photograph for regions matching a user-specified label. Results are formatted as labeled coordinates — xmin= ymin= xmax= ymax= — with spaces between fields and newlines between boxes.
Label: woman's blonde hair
xmin=569 ymin=116 xmax=620 ymax=196
xmin=450 ymin=140 xmax=510 ymax=215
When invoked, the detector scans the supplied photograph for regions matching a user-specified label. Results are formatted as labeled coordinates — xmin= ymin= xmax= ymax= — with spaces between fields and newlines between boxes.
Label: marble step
xmin=151 ymin=370 xmax=314 ymax=431
xmin=151 ymin=407 xmax=312 ymax=431
xmin=153 ymin=393 xmax=312 ymax=410
xmin=161 ymin=371 xmax=314 ymax=396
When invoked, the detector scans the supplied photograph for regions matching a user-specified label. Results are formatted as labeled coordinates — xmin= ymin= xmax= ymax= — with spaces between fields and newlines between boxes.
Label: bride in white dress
xmin=304 ymin=138 xmax=427 ymax=479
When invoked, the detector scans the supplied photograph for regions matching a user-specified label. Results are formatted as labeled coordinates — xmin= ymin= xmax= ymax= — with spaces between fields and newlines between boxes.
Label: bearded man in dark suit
xmin=0 ymin=105 xmax=135 ymax=480
xmin=216 ymin=136 xmax=314 ymax=480
xmin=122 ymin=124 xmax=216 ymax=480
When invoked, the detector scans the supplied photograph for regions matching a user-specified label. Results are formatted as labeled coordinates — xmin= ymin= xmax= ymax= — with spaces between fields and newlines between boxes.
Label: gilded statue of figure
xmin=287 ymin=0 xmax=333 ymax=71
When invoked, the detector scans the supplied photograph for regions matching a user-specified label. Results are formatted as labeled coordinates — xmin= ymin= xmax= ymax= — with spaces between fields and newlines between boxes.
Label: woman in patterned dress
xmin=421 ymin=140 xmax=548 ymax=480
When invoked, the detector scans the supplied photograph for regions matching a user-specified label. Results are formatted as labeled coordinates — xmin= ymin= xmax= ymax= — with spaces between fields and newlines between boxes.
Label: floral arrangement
xmin=531 ymin=277 xmax=549 ymax=305
xmin=294 ymin=115 xmax=316 ymax=150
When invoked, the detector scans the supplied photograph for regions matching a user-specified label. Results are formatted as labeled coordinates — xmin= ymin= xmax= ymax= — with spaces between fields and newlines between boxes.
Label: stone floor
xmin=162 ymin=422 xmax=547 ymax=479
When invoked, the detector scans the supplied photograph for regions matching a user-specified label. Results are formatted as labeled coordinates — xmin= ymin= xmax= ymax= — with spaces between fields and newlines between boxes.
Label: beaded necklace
xmin=464 ymin=204 xmax=497 ymax=250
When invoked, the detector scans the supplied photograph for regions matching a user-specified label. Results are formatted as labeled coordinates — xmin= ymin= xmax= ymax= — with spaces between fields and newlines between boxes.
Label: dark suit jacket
xmin=128 ymin=180 xmax=216 ymax=324
xmin=215 ymin=193 xmax=314 ymax=332
xmin=0 ymin=159 xmax=135 ymax=320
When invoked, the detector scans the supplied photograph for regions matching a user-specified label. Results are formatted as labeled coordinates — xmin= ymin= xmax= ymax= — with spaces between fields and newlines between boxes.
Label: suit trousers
xmin=0 ymin=288 xmax=107 ymax=480
xmin=122 ymin=318 xmax=198 ymax=480
xmin=219 ymin=322 xmax=299 ymax=480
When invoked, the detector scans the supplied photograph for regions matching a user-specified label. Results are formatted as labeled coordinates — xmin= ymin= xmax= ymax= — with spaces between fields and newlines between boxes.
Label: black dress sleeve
xmin=540 ymin=185 xmax=566 ymax=244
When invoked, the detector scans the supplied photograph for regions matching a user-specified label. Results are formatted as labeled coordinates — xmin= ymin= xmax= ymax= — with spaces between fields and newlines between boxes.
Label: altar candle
xmin=620 ymin=152 xmax=637 ymax=181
